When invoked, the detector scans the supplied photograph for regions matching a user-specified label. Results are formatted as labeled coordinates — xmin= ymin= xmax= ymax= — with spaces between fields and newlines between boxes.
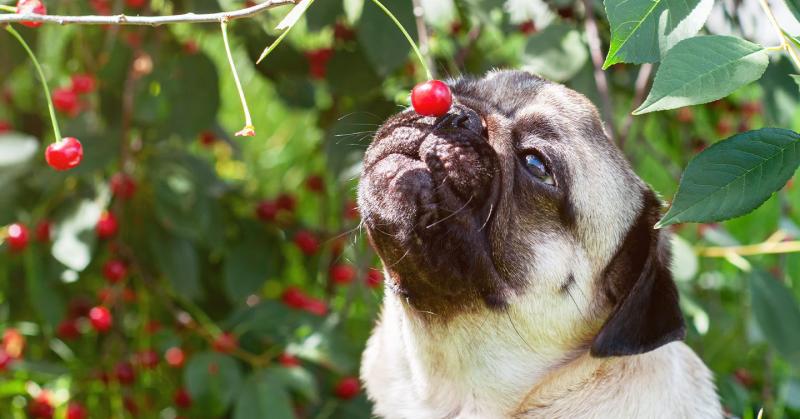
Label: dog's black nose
xmin=439 ymin=106 xmax=485 ymax=138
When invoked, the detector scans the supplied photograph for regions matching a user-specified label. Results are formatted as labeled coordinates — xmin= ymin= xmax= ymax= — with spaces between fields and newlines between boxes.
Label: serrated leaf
xmin=603 ymin=0 xmax=713 ymax=68
xmin=521 ymin=22 xmax=587 ymax=82
xmin=634 ymin=36 xmax=768 ymax=114
xmin=185 ymin=352 xmax=243 ymax=416
xmin=658 ymin=128 xmax=800 ymax=227
xmin=357 ymin=0 xmax=417 ymax=75
xmin=750 ymin=270 xmax=800 ymax=361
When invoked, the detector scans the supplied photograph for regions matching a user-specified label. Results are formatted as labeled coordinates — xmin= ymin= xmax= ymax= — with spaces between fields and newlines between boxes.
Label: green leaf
xmin=760 ymin=58 xmax=800 ymax=128
xmin=634 ymin=36 xmax=768 ymax=114
xmin=151 ymin=232 xmax=202 ymax=300
xmin=306 ymin=0 xmax=344 ymax=30
xmin=603 ymin=0 xmax=713 ymax=68
xmin=658 ymin=128 xmax=800 ymax=227
xmin=750 ymin=270 xmax=800 ymax=361
xmin=357 ymin=0 xmax=417 ymax=75
xmin=786 ymin=0 xmax=800 ymax=23
xmin=792 ymin=75 xmax=800 ymax=92
xmin=185 ymin=352 xmax=243 ymax=416
xmin=234 ymin=371 xmax=294 ymax=419
xmin=223 ymin=236 xmax=278 ymax=303
xmin=521 ymin=22 xmax=587 ymax=82
xmin=23 ymin=251 xmax=64 ymax=327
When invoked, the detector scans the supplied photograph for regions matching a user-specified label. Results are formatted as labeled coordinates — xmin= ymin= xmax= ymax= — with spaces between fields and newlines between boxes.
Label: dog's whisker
xmin=504 ymin=307 xmax=536 ymax=353
xmin=426 ymin=196 xmax=473 ymax=229
xmin=479 ymin=203 xmax=494 ymax=231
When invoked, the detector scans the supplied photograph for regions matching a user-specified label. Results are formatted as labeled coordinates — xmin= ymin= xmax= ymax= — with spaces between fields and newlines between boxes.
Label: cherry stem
xmin=220 ymin=19 xmax=254 ymax=134
xmin=369 ymin=0 xmax=433 ymax=80
xmin=5 ymin=24 xmax=62 ymax=141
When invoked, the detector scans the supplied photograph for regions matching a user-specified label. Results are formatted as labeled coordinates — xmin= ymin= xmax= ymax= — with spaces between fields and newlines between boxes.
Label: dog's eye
xmin=523 ymin=154 xmax=555 ymax=186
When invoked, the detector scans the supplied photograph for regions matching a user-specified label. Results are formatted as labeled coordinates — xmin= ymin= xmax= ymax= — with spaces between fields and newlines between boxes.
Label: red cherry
xmin=6 ymin=223 xmax=29 ymax=252
xmin=28 ymin=393 xmax=54 ymax=419
xmin=110 ymin=173 xmax=137 ymax=200
xmin=174 ymin=388 xmax=192 ymax=408
xmin=123 ymin=396 xmax=138 ymax=414
xmin=15 ymin=0 xmax=47 ymax=28
xmin=741 ymin=101 xmax=762 ymax=119
xmin=212 ymin=332 xmax=238 ymax=353
xmin=281 ymin=286 xmax=309 ymax=309
xmin=303 ymin=298 xmax=328 ymax=316
xmin=305 ymin=48 xmax=333 ymax=80
xmin=411 ymin=80 xmax=452 ymax=117
xmin=68 ymin=297 xmax=92 ymax=318
xmin=57 ymin=319 xmax=81 ymax=340
xmin=334 ymin=376 xmax=360 ymax=400
xmin=145 ymin=320 xmax=161 ymax=334
xmin=70 ymin=74 xmax=96 ymax=95
xmin=0 ymin=350 xmax=12 ymax=371
xmin=66 ymin=402 xmax=88 ymax=419
xmin=183 ymin=40 xmax=199 ymax=55
xmin=366 ymin=269 xmax=383 ymax=288
xmin=2 ymin=328 xmax=25 ymax=359
xmin=136 ymin=349 xmax=159 ymax=369
xmin=675 ymin=107 xmax=693 ymax=123
xmin=333 ymin=22 xmax=355 ymax=42
xmin=89 ymin=0 xmax=111 ymax=14
xmin=734 ymin=368 xmax=753 ymax=387
xmin=199 ymin=130 xmax=217 ymax=146
xmin=45 ymin=137 xmax=83 ymax=171
xmin=518 ymin=20 xmax=536 ymax=35
xmin=256 ymin=200 xmax=279 ymax=222
xmin=34 ymin=220 xmax=51 ymax=242
xmin=293 ymin=230 xmax=319 ymax=255
xmin=278 ymin=352 xmax=300 ymax=367
xmin=276 ymin=193 xmax=297 ymax=212
xmin=115 ymin=361 xmax=135 ymax=385
xmin=96 ymin=211 xmax=118 ymax=239
xmin=330 ymin=264 xmax=356 ymax=285
xmin=102 ymin=259 xmax=128 ymax=283
xmin=0 ymin=120 xmax=11 ymax=134
xmin=165 ymin=347 xmax=186 ymax=368
xmin=125 ymin=0 xmax=147 ymax=8
xmin=305 ymin=175 xmax=325 ymax=193
xmin=715 ymin=119 xmax=733 ymax=137
xmin=449 ymin=21 xmax=464 ymax=35
xmin=88 ymin=306 xmax=112 ymax=332
xmin=53 ymin=87 xmax=80 ymax=116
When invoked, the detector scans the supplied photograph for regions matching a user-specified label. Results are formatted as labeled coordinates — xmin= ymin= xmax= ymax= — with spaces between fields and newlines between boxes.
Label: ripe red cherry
xmin=174 ymin=388 xmax=192 ymax=408
xmin=115 ymin=361 xmax=135 ymax=385
xmin=53 ymin=87 xmax=80 ymax=116
xmin=57 ymin=319 xmax=81 ymax=340
xmin=334 ymin=376 xmax=360 ymax=400
xmin=293 ymin=230 xmax=319 ymax=255
xmin=330 ymin=264 xmax=356 ymax=285
xmin=28 ymin=393 xmax=54 ymax=419
xmin=518 ymin=20 xmax=536 ymax=34
xmin=6 ymin=223 xmax=29 ymax=252
xmin=0 ymin=350 xmax=12 ymax=371
xmin=110 ymin=173 xmax=137 ymax=199
xmin=256 ymin=200 xmax=278 ymax=222
xmin=16 ymin=0 xmax=47 ymax=28
xmin=276 ymin=193 xmax=297 ymax=212
xmin=305 ymin=175 xmax=325 ymax=193
xmin=281 ymin=286 xmax=309 ymax=309
xmin=212 ymin=332 xmax=238 ymax=353
xmin=0 ymin=120 xmax=11 ymax=133
xmin=102 ymin=259 xmax=127 ymax=283
xmin=199 ymin=130 xmax=216 ymax=146
xmin=34 ymin=220 xmax=51 ymax=242
xmin=137 ymin=349 xmax=159 ymax=369
xmin=125 ymin=0 xmax=147 ymax=8
xmin=45 ymin=137 xmax=83 ymax=171
xmin=366 ymin=269 xmax=383 ymax=288
xmin=278 ymin=352 xmax=300 ymax=367
xmin=70 ymin=74 xmax=96 ymax=94
xmin=3 ymin=328 xmax=25 ymax=359
xmin=164 ymin=347 xmax=185 ymax=368
xmin=96 ymin=211 xmax=118 ymax=239
xmin=411 ymin=80 xmax=452 ymax=117
xmin=303 ymin=298 xmax=328 ymax=316
xmin=66 ymin=402 xmax=88 ymax=419
xmin=88 ymin=306 xmax=112 ymax=332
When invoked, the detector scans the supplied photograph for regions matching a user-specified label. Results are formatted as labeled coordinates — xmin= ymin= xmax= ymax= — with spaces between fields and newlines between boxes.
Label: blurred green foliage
xmin=0 ymin=0 xmax=799 ymax=418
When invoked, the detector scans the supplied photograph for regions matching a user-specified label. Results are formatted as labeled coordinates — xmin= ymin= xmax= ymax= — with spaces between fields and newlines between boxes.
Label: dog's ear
xmin=590 ymin=190 xmax=685 ymax=357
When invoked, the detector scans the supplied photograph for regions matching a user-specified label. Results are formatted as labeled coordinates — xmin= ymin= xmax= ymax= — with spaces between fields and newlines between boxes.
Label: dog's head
xmin=358 ymin=70 xmax=684 ymax=357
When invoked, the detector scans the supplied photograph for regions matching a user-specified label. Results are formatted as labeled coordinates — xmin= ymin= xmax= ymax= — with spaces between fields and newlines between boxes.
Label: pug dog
xmin=357 ymin=71 xmax=722 ymax=419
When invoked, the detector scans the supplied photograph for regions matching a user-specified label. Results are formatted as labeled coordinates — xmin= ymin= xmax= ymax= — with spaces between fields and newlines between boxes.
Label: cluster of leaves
xmin=0 ymin=0 xmax=799 ymax=418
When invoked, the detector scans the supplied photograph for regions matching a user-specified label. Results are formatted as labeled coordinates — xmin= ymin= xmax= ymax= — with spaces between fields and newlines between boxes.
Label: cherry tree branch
xmin=0 ymin=0 xmax=297 ymax=26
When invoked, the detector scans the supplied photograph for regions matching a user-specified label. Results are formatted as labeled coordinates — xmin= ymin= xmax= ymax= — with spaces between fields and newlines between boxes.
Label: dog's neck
xmin=361 ymin=292 xmax=598 ymax=419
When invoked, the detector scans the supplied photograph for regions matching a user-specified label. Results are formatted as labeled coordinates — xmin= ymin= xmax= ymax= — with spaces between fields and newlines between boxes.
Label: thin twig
xmin=0 ymin=0 xmax=296 ymax=25
xmin=759 ymin=0 xmax=800 ymax=70
xmin=221 ymin=20 xmax=255 ymax=136
xmin=581 ymin=0 xmax=615 ymax=142
xmin=619 ymin=63 xmax=653 ymax=146
xmin=697 ymin=240 xmax=800 ymax=258
xmin=411 ymin=0 xmax=435 ymax=78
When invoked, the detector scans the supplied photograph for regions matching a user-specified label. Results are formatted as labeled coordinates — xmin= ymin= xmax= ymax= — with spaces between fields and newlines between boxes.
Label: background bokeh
xmin=1 ymin=0 xmax=799 ymax=418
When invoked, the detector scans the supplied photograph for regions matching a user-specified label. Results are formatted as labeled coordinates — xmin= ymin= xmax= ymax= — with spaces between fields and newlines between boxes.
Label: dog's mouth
xmin=358 ymin=104 xmax=508 ymax=314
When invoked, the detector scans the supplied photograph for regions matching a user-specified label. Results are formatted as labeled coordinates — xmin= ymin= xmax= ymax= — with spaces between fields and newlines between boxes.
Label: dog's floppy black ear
xmin=590 ymin=190 xmax=685 ymax=358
